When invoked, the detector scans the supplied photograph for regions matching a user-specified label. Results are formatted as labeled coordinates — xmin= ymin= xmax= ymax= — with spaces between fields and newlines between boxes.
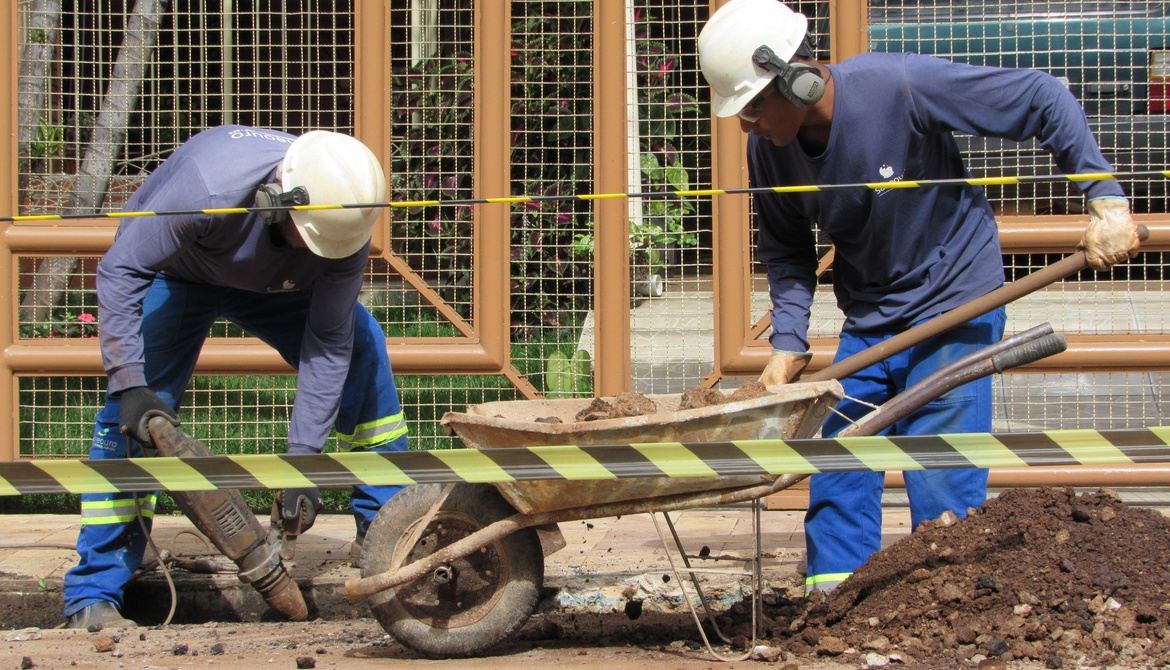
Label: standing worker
xmin=698 ymin=0 xmax=1140 ymax=594
xmin=63 ymin=125 xmax=409 ymax=628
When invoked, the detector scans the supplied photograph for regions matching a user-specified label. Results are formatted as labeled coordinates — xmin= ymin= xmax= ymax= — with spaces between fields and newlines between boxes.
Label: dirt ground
xmin=0 ymin=614 xmax=873 ymax=670
xmin=726 ymin=487 xmax=1170 ymax=669
xmin=5 ymin=487 xmax=1168 ymax=669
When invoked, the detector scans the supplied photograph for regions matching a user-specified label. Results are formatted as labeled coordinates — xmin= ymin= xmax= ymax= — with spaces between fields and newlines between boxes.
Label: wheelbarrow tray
xmin=440 ymin=379 xmax=843 ymax=515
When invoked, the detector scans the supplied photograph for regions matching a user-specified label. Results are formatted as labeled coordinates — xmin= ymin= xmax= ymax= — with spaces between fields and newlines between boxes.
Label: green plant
xmin=18 ymin=310 xmax=98 ymax=339
xmin=638 ymin=153 xmax=699 ymax=247
xmin=389 ymin=2 xmax=707 ymax=339
xmin=545 ymin=349 xmax=592 ymax=399
xmin=571 ymin=155 xmax=700 ymax=270
xmin=30 ymin=117 xmax=64 ymax=159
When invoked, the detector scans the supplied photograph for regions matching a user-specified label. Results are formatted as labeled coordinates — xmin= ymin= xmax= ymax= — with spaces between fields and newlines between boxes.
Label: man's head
xmin=257 ymin=131 xmax=386 ymax=259
xmin=699 ymin=0 xmax=825 ymax=138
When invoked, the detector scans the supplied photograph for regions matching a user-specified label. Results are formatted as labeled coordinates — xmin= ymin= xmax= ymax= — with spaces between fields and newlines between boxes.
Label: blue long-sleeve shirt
xmin=96 ymin=125 xmax=370 ymax=452
xmin=751 ymin=52 xmax=1124 ymax=352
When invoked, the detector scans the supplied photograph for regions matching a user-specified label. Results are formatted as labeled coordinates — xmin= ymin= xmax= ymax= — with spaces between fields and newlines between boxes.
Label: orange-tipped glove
xmin=1078 ymin=197 xmax=1140 ymax=271
xmin=759 ymin=350 xmax=812 ymax=386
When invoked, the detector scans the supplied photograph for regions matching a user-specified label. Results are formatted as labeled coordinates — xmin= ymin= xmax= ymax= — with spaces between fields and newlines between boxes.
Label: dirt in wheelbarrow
xmin=574 ymin=381 xmax=771 ymax=422
xmin=713 ymin=487 xmax=1170 ymax=669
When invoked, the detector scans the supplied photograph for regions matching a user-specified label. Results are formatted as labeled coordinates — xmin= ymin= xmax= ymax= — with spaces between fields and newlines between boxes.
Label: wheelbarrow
xmin=342 ymin=242 xmax=1130 ymax=658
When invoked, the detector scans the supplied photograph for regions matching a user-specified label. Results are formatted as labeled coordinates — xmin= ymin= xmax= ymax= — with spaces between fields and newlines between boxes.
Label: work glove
xmin=1078 ymin=197 xmax=1140 ymax=271
xmin=118 ymin=386 xmax=180 ymax=444
xmin=277 ymin=487 xmax=322 ymax=536
xmin=759 ymin=350 xmax=812 ymax=386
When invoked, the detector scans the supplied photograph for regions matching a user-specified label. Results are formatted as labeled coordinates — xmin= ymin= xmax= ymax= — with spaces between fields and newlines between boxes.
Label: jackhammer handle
xmin=806 ymin=225 xmax=1149 ymax=384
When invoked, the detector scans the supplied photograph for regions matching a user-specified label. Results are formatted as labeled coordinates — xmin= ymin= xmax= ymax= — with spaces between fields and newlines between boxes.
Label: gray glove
xmin=759 ymin=350 xmax=812 ymax=386
xmin=278 ymin=487 xmax=322 ymax=535
xmin=1078 ymin=197 xmax=1140 ymax=271
xmin=118 ymin=386 xmax=179 ymax=444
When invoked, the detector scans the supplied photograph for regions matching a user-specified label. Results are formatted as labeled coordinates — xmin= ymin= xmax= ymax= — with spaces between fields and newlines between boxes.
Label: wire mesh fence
xmin=868 ymin=0 xmax=1170 ymax=216
xmin=10 ymin=0 xmax=1169 ymax=463
xmin=622 ymin=0 xmax=715 ymax=394
xmin=858 ymin=0 xmax=1170 ymax=430
xmin=506 ymin=0 xmax=597 ymax=397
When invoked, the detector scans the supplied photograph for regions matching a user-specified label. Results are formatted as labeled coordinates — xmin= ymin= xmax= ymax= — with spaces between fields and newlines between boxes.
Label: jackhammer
xmin=146 ymin=416 xmax=308 ymax=621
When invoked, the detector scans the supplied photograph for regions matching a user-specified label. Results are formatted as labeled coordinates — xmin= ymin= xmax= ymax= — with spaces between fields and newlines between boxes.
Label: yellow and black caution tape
xmin=5 ymin=169 xmax=1168 ymax=223
xmin=3 ymin=426 xmax=1169 ymax=495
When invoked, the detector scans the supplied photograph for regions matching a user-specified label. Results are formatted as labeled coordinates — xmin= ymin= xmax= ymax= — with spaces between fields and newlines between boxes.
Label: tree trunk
xmin=17 ymin=0 xmax=64 ymax=197
xmin=20 ymin=0 xmax=169 ymax=325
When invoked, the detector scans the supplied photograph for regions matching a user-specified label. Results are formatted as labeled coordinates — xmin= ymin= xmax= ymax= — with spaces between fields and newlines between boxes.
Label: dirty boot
xmin=349 ymin=530 xmax=366 ymax=569
xmin=66 ymin=601 xmax=137 ymax=630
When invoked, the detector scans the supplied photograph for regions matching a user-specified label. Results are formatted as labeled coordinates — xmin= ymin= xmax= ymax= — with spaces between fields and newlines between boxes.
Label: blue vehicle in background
xmin=864 ymin=0 xmax=1170 ymax=214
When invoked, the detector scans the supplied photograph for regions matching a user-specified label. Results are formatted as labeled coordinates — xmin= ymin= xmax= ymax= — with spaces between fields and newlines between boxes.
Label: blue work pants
xmin=803 ymin=307 xmax=1005 ymax=593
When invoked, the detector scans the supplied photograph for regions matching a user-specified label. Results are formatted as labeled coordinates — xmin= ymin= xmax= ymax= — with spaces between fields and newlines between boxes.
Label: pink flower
xmin=77 ymin=313 xmax=96 ymax=323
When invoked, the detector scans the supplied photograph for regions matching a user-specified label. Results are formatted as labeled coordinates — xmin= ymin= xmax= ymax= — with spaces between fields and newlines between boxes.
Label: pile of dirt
xmin=736 ymin=487 xmax=1170 ymax=668
xmin=576 ymin=381 xmax=772 ymax=422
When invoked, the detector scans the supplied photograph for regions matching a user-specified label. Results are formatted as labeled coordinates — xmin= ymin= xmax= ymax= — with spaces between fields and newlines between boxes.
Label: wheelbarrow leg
xmin=658 ymin=512 xmax=734 ymax=645
xmin=650 ymin=499 xmax=765 ymax=662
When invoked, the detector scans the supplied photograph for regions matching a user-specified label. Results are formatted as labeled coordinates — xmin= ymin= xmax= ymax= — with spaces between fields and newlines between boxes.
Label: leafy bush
xmin=389 ymin=2 xmax=704 ymax=344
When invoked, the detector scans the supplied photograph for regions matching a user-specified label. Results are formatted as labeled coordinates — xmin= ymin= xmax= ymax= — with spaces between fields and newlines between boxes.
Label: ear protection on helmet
xmin=751 ymin=37 xmax=824 ymax=108
xmin=254 ymin=183 xmax=310 ymax=223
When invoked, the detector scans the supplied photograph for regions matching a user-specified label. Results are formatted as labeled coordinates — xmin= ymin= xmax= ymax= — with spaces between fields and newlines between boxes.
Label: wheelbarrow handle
xmin=805 ymin=225 xmax=1149 ymax=383
xmin=836 ymin=331 xmax=1068 ymax=439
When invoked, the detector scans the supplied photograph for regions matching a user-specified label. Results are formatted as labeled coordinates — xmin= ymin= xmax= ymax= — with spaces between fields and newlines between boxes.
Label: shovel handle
xmin=805 ymin=225 xmax=1149 ymax=383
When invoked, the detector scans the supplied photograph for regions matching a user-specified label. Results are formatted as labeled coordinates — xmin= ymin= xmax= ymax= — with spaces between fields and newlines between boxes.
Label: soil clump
xmin=575 ymin=393 xmax=659 ymax=422
xmin=725 ymin=487 xmax=1170 ymax=668
xmin=577 ymin=381 xmax=772 ymax=421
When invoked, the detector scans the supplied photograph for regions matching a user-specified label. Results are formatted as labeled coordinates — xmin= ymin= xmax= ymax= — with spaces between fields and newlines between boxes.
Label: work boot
xmin=349 ymin=530 xmax=366 ymax=569
xmin=66 ymin=601 xmax=137 ymax=630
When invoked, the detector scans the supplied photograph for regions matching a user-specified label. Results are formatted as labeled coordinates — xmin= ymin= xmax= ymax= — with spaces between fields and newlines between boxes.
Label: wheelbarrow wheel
xmin=361 ymin=483 xmax=543 ymax=658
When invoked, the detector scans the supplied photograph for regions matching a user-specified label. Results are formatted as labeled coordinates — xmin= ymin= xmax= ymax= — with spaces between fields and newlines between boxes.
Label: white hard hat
xmin=698 ymin=0 xmax=811 ymax=118
xmin=281 ymin=131 xmax=387 ymax=259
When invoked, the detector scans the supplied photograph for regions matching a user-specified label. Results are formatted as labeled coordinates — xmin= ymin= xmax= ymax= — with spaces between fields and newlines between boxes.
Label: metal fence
xmin=3 ymin=0 xmax=1168 ymax=464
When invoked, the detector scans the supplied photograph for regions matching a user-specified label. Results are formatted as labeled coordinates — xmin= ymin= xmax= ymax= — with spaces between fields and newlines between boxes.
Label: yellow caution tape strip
xmin=3 ymin=426 xmax=1170 ymax=495
xmin=4 ymin=169 xmax=1168 ymax=222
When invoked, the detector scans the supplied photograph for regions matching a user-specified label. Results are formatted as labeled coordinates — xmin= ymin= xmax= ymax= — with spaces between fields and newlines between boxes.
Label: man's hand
xmin=760 ymin=350 xmax=812 ymax=386
xmin=278 ymin=487 xmax=322 ymax=535
xmin=118 ymin=386 xmax=179 ymax=444
xmin=1078 ymin=197 xmax=1140 ymax=271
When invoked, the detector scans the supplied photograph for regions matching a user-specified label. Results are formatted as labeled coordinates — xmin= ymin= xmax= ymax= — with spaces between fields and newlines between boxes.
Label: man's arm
xmin=905 ymin=55 xmax=1139 ymax=269
xmin=906 ymin=54 xmax=1123 ymax=197
xmin=285 ymin=250 xmax=368 ymax=455
xmin=748 ymin=140 xmax=820 ymax=383
xmin=96 ymin=159 xmax=212 ymax=394
xmin=749 ymin=145 xmax=820 ymax=354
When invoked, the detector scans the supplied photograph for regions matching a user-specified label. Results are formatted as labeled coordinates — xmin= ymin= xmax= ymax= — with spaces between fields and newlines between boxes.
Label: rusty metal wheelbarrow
xmin=343 ymin=244 xmax=1114 ymax=658
xmin=345 ymin=324 xmax=1065 ymax=659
